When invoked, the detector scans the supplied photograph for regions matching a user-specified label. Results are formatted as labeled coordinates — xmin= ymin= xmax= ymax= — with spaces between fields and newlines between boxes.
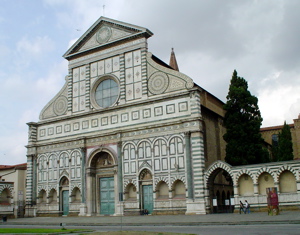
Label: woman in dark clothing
xmin=239 ymin=200 xmax=244 ymax=214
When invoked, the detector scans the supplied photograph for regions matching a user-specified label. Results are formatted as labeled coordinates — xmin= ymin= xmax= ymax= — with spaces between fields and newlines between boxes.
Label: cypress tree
xmin=277 ymin=121 xmax=294 ymax=161
xmin=223 ymin=70 xmax=269 ymax=166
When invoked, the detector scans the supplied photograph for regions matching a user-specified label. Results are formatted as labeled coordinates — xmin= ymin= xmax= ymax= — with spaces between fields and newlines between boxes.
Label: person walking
xmin=239 ymin=201 xmax=244 ymax=214
xmin=244 ymin=200 xmax=250 ymax=214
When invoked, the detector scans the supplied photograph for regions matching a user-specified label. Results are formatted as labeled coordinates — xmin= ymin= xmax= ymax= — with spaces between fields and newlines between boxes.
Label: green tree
xmin=223 ymin=70 xmax=269 ymax=166
xmin=276 ymin=121 xmax=294 ymax=161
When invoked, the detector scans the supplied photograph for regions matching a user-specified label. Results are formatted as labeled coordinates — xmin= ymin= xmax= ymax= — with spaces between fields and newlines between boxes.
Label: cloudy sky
xmin=1 ymin=0 xmax=300 ymax=165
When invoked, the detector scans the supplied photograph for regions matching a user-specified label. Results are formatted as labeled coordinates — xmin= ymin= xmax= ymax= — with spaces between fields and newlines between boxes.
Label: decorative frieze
xmin=37 ymin=97 xmax=193 ymax=141
xmin=37 ymin=141 xmax=85 ymax=154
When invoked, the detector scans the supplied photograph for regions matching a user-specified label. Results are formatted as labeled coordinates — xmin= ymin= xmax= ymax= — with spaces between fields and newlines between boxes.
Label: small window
xmin=272 ymin=134 xmax=278 ymax=147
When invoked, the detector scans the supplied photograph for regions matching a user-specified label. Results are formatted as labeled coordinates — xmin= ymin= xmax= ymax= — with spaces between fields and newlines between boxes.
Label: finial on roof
xmin=169 ymin=48 xmax=179 ymax=71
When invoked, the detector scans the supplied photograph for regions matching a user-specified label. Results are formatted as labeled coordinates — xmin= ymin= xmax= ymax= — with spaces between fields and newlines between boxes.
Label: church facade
xmin=25 ymin=17 xmax=227 ymax=216
xmin=25 ymin=17 xmax=300 ymax=217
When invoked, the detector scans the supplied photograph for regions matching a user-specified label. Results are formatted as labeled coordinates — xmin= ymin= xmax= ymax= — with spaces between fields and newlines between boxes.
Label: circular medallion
xmin=148 ymin=72 xmax=169 ymax=94
xmin=54 ymin=96 xmax=68 ymax=116
xmin=96 ymin=26 xmax=112 ymax=44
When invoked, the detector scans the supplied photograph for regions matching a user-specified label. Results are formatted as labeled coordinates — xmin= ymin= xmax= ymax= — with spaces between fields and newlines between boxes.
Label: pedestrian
xmin=244 ymin=200 xmax=250 ymax=214
xmin=239 ymin=201 xmax=244 ymax=214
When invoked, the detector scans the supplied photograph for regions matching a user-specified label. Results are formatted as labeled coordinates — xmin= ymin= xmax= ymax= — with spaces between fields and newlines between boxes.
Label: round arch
xmin=205 ymin=162 xmax=234 ymax=214
xmin=86 ymin=147 xmax=117 ymax=216
xmin=139 ymin=168 xmax=154 ymax=214
xmin=88 ymin=147 xmax=117 ymax=168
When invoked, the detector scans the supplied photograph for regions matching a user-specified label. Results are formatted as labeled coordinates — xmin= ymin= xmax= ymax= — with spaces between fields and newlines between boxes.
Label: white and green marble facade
xmin=25 ymin=17 xmax=207 ymax=216
xmin=25 ymin=16 xmax=300 ymax=217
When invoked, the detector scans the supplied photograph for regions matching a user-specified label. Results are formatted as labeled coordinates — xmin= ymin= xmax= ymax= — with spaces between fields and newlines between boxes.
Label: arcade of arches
xmin=205 ymin=161 xmax=300 ymax=213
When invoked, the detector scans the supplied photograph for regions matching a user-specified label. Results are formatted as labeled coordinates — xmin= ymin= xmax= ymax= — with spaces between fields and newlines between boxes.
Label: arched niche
xmin=258 ymin=172 xmax=274 ymax=195
xmin=71 ymin=187 xmax=81 ymax=203
xmin=156 ymin=181 xmax=169 ymax=199
xmin=48 ymin=189 xmax=58 ymax=204
xmin=125 ymin=183 xmax=137 ymax=201
xmin=0 ymin=188 xmax=11 ymax=205
xmin=279 ymin=170 xmax=296 ymax=193
xmin=238 ymin=174 xmax=254 ymax=196
xmin=171 ymin=180 xmax=185 ymax=199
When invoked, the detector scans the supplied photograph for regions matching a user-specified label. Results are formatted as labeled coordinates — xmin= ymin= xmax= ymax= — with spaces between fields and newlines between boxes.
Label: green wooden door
xmin=100 ymin=177 xmax=115 ymax=215
xmin=62 ymin=190 xmax=69 ymax=215
xmin=143 ymin=185 xmax=153 ymax=214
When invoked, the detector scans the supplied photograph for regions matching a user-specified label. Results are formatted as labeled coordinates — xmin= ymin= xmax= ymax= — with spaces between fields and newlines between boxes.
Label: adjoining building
xmin=24 ymin=17 xmax=300 ymax=217
xmin=0 ymin=163 xmax=27 ymax=218
xmin=261 ymin=115 xmax=300 ymax=160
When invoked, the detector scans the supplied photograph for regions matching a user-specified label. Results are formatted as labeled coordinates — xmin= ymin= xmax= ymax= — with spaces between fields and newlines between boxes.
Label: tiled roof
xmin=0 ymin=163 xmax=27 ymax=170
xmin=260 ymin=124 xmax=294 ymax=132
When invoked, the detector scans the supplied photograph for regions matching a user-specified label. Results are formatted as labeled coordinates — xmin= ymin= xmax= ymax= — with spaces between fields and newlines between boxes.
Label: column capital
xmin=26 ymin=154 xmax=37 ymax=159
xmin=117 ymin=141 xmax=122 ymax=148
xmin=86 ymin=168 xmax=96 ymax=177
xmin=184 ymin=131 xmax=191 ymax=137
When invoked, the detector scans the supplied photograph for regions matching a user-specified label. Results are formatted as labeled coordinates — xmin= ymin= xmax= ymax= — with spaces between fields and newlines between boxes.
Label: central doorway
xmin=89 ymin=150 xmax=116 ymax=215
xmin=100 ymin=177 xmax=115 ymax=215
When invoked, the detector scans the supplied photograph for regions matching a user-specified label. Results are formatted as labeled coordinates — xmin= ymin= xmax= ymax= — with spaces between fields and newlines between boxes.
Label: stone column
xmin=233 ymin=184 xmax=239 ymax=210
xmin=85 ymin=168 xmax=95 ymax=216
xmin=80 ymin=147 xmax=86 ymax=203
xmin=274 ymin=182 xmax=280 ymax=194
xmin=253 ymin=183 xmax=259 ymax=195
xmin=32 ymin=155 xmax=38 ymax=216
xmin=25 ymin=155 xmax=34 ymax=217
xmin=233 ymin=184 xmax=239 ymax=197
xmin=79 ymin=147 xmax=87 ymax=216
xmin=116 ymin=141 xmax=124 ymax=215
xmin=117 ymin=141 xmax=123 ymax=197
xmin=296 ymin=180 xmax=300 ymax=193
xmin=184 ymin=132 xmax=193 ymax=199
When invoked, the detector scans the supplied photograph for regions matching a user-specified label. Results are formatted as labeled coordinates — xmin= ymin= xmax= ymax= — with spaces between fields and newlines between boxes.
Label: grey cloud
xmin=269 ymin=1 xmax=300 ymax=71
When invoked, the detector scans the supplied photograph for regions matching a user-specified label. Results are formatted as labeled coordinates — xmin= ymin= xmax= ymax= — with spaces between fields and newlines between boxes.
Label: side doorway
xmin=62 ymin=190 xmax=69 ymax=215
xmin=142 ymin=185 xmax=153 ymax=214
xmin=139 ymin=169 xmax=153 ymax=214
xmin=207 ymin=168 xmax=233 ymax=213
xmin=60 ymin=176 xmax=69 ymax=216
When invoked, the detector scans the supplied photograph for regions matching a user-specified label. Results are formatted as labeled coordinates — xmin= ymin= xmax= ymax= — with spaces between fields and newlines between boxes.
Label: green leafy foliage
xmin=223 ymin=70 xmax=269 ymax=165
xmin=274 ymin=121 xmax=294 ymax=161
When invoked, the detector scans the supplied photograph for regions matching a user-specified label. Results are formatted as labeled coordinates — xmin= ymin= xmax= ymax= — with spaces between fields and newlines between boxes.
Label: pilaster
xmin=184 ymin=132 xmax=193 ymax=199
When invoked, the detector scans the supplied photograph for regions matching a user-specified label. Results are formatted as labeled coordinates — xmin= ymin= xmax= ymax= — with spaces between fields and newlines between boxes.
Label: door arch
xmin=207 ymin=168 xmax=233 ymax=213
xmin=88 ymin=149 xmax=116 ymax=215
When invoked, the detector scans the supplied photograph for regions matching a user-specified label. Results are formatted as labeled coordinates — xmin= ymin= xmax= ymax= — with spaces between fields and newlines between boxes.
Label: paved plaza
xmin=2 ymin=211 xmax=300 ymax=226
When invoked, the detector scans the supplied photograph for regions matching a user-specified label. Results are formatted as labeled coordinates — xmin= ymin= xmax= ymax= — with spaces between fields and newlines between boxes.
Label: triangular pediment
xmin=63 ymin=17 xmax=153 ymax=60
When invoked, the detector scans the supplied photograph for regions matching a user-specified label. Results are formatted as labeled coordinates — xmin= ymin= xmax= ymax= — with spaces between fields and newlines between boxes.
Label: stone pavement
xmin=1 ymin=211 xmax=300 ymax=226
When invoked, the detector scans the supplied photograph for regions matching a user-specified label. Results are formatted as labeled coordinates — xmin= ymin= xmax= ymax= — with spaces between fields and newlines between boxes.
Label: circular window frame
xmin=90 ymin=75 xmax=120 ymax=109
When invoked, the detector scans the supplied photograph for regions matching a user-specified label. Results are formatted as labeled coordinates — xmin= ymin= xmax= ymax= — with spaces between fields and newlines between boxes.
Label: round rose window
xmin=95 ymin=79 xmax=119 ymax=108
